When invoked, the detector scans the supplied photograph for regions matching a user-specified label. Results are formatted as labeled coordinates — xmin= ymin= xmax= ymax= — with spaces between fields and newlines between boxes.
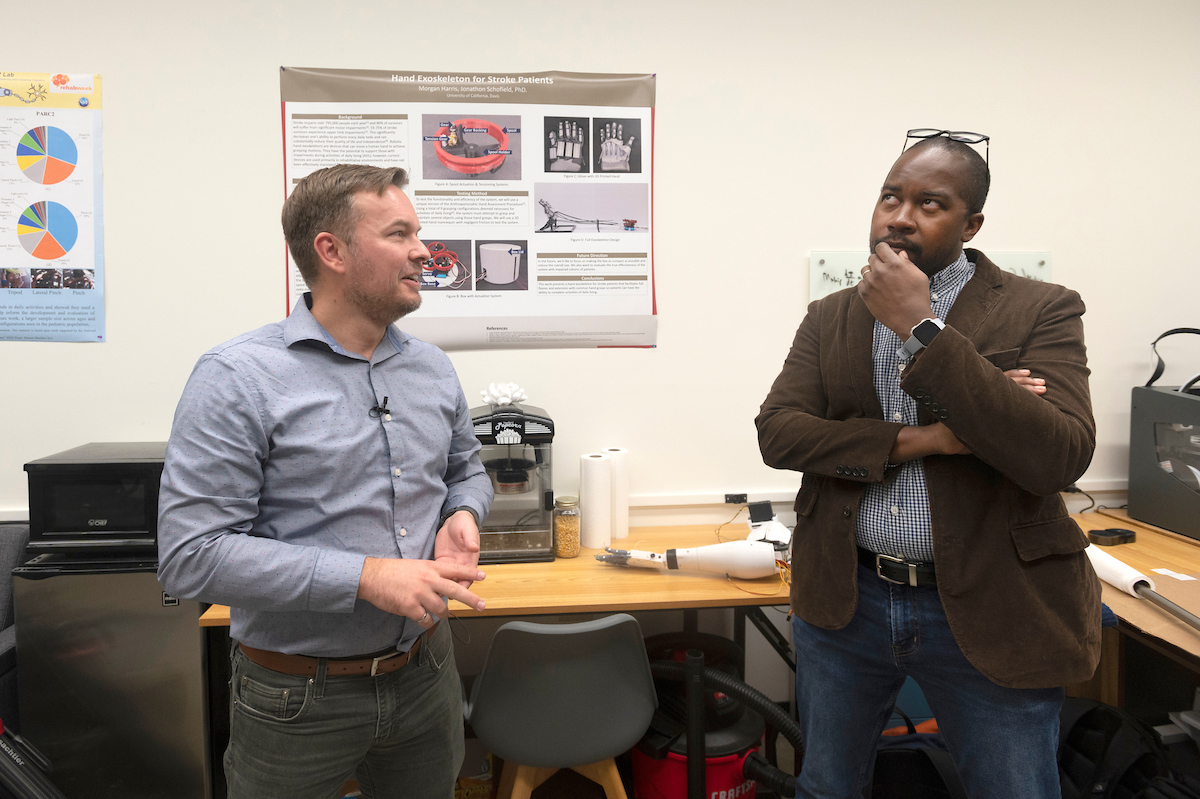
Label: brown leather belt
xmin=239 ymin=621 xmax=439 ymax=678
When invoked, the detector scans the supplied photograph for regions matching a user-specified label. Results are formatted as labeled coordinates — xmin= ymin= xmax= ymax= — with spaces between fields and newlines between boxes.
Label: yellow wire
xmin=725 ymin=568 xmax=787 ymax=596
xmin=715 ymin=505 xmax=747 ymax=542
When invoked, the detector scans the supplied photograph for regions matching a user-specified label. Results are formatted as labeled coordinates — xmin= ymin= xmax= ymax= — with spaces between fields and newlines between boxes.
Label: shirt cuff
xmin=309 ymin=549 xmax=368 ymax=614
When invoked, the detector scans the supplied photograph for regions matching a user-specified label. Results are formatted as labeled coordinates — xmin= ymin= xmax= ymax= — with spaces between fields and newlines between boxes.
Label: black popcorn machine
xmin=470 ymin=402 xmax=555 ymax=563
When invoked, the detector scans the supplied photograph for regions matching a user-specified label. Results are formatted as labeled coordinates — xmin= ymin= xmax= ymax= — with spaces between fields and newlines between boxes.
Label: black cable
xmin=650 ymin=660 xmax=801 ymax=797
xmin=1063 ymin=484 xmax=1095 ymax=512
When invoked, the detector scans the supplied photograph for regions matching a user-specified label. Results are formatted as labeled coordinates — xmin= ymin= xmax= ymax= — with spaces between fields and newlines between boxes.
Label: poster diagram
xmin=281 ymin=68 xmax=656 ymax=350
xmin=18 ymin=201 xmax=77 ymax=259
xmin=0 ymin=72 xmax=104 ymax=343
xmin=18 ymin=126 xmax=78 ymax=184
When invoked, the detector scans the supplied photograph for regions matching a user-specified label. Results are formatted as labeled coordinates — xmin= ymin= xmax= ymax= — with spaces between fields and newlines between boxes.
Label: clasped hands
xmin=356 ymin=509 xmax=486 ymax=628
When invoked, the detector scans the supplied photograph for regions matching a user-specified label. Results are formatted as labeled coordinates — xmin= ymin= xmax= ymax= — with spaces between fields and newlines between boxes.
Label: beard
xmin=869 ymin=235 xmax=942 ymax=276
xmin=345 ymin=244 xmax=423 ymax=327
xmin=346 ymin=282 xmax=421 ymax=328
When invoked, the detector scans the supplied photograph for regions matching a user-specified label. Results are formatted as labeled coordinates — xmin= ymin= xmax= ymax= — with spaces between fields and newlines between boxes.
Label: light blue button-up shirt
xmin=158 ymin=295 xmax=492 ymax=656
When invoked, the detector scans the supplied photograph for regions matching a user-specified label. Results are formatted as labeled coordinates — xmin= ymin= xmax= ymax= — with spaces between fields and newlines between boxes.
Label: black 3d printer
xmin=1128 ymin=328 xmax=1200 ymax=540
xmin=470 ymin=403 xmax=555 ymax=563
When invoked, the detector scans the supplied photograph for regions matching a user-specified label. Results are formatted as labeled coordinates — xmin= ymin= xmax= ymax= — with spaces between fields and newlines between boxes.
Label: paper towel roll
xmin=603 ymin=447 xmax=629 ymax=540
xmin=1085 ymin=544 xmax=1156 ymax=597
xmin=580 ymin=453 xmax=612 ymax=550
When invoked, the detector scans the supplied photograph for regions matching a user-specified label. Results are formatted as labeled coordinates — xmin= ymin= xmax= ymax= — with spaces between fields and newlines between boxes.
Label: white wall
xmin=2 ymin=0 xmax=1198 ymax=518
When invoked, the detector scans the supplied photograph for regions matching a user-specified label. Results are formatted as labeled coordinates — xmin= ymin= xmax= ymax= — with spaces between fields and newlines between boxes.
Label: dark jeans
xmin=225 ymin=621 xmax=463 ymax=799
xmin=792 ymin=565 xmax=1064 ymax=799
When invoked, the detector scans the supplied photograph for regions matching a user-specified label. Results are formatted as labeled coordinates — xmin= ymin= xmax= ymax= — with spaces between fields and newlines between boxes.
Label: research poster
xmin=0 ymin=71 xmax=104 ymax=342
xmin=281 ymin=67 xmax=656 ymax=350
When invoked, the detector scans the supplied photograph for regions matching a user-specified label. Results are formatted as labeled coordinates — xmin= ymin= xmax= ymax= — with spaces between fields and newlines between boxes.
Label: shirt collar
xmin=283 ymin=293 xmax=410 ymax=362
xmin=929 ymin=252 xmax=972 ymax=294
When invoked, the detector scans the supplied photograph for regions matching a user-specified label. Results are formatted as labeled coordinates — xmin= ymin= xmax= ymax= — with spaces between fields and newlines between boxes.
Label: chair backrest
xmin=468 ymin=613 xmax=657 ymax=769
xmin=0 ymin=526 xmax=29 ymax=629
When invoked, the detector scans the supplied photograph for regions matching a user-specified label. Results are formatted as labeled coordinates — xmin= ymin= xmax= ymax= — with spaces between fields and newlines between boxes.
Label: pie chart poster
xmin=0 ymin=72 xmax=104 ymax=343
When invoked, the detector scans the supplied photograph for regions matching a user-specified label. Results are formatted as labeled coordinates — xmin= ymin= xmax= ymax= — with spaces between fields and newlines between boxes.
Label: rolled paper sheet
xmin=603 ymin=447 xmax=630 ymax=540
xmin=1085 ymin=544 xmax=1156 ymax=597
xmin=579 ymin=453 xmax=612 ymax=550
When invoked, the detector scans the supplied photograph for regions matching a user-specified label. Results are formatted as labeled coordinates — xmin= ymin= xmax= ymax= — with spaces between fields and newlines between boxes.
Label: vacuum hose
xmin=650 ymin=660 xmax=801 ymax=798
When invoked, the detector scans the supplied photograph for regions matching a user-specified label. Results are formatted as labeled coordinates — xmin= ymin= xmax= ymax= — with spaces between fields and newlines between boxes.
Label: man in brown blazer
xmin=757 ymin=131 xmax=1099 ymax=798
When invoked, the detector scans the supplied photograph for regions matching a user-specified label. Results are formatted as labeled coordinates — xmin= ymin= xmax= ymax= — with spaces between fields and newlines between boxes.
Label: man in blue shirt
xmin=159 ymin=164 xmax=493 ymax=799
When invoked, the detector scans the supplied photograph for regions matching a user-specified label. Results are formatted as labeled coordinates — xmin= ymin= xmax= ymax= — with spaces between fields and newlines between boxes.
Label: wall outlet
xmin=724 ymin=493 xmax=748 ymax=504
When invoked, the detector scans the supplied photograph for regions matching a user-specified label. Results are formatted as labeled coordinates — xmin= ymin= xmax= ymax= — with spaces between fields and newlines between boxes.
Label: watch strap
xmin=896 ymin=318 xmax=945 ymax=361
xmin=440 ymin=506 xmax=480 ymax=528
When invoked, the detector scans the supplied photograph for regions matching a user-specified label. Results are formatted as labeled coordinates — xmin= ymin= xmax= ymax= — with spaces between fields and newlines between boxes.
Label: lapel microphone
xmin=368 ymin=396 xmax=389 ymax=418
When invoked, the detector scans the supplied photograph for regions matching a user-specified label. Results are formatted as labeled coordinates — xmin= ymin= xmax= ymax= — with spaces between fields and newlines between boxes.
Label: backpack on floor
xmin=870 ymin=709 xmax=967 ymax=799
xmin=1058 ymin=697 xmax=1200 ymax=799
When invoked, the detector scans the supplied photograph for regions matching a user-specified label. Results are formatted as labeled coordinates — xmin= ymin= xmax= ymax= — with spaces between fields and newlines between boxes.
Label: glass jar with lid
xmin=552 ymin=495 xmax=581 ymax=558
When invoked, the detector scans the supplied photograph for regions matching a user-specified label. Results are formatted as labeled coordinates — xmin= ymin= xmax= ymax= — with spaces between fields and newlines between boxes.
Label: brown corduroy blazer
xmin=756 ymin=250 xmax=1101 ymax=689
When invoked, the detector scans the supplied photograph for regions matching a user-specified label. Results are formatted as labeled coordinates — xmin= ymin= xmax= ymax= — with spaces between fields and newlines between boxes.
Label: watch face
xmin=913 ymin=319 xmax=942 ymax=346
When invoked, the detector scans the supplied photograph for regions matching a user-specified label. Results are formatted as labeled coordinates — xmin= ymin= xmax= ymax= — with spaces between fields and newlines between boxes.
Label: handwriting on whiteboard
xmin=808 ymin=252 xmax=1052 ymax=302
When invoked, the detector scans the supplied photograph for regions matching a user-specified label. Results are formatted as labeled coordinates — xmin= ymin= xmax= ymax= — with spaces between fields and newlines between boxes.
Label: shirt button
xmin=931 ymin=292 xmax=940 ymax=301
xmin=892 ymin=412 xmax=902 ymax=421
xmin=891 ymin=505 xmax=900 ymax=515
xmin=400 ymin=528 xmax=407 ymax=537
xmin=385 ymin=414 xmax=393 ymax=422
xmin=394 ymin=468 xmax=401 ymax=477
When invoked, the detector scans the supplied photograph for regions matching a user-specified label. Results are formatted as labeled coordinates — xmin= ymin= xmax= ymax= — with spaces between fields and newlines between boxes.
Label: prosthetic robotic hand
xmin=596 ymin=502 xmax=791 ymax=580
xmin=598 ymin=122 xmax=634 ymax=171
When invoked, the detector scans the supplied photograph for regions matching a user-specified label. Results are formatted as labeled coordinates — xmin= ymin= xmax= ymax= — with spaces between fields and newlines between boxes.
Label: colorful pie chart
xmin=18 ymin=201 xmax=78 ymax=260
xmin=17 ymin=126 xmax=78 ymax=185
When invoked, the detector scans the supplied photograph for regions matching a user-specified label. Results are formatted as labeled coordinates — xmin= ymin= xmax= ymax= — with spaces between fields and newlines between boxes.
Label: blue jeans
xmin=225 ymin=621 xmax=464 ymax=799
xmin=792 ymin=565 xmax=1064 ymax=799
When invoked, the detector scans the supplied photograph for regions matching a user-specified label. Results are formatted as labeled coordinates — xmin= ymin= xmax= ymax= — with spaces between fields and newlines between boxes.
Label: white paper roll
xmin=603 ymin=447 xmax=630 ymax=540
xmin=1085 ymin=544 xmax=1156 ymax=597
xmin=579 ymin=453 xmax=612 ymax=550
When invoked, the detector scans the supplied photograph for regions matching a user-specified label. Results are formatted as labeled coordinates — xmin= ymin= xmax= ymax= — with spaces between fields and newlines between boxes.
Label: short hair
xmin=281 ymin=164 xmax=409 ymax=287
xmin=906 ymin=136 xmax=990 ymax=215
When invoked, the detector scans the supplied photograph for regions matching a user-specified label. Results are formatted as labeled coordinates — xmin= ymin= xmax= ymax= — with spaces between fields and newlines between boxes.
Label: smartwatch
xmin=896 ymin=317 xmax=946 ymax=360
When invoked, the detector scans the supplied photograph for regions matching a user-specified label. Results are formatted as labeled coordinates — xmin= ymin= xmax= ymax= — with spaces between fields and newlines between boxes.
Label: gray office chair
xmin=465 ymin=613 xmax=657 ymax=799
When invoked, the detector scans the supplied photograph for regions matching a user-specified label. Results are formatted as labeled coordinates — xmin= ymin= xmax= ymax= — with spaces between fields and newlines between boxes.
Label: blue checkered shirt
xmin=855 ymin=253 xmax=976 ymax=562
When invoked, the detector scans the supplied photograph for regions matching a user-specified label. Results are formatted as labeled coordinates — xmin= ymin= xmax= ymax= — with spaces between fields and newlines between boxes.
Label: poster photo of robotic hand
xmin=281 ymin=68 xmax=656 ymax=350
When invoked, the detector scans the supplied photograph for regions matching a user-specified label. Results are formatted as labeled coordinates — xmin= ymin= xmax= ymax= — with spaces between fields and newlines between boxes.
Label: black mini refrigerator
xmin=15 ymin=443 xmax=209 ymax=799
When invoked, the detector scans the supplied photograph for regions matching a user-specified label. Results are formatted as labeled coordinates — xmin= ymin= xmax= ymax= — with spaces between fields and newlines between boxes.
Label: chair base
xmin=497 ymin=757 xmax=627 ymax=799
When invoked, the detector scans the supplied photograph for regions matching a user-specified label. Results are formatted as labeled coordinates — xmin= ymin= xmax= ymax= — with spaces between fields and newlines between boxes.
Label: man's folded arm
xmin=900 ymin=288 xmax=1095 ymax=495
xmin=756 ymin=302 xmax=902 ymax=482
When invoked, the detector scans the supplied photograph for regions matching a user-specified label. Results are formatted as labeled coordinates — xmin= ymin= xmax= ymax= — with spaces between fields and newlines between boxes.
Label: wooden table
xmin=1071 ymin=510 xmax=1200 ymax=706
xmin=1076 ymin=510 xmax=1200 ymax=654
xmin=199 ymin=524 xmax=790 ymax=627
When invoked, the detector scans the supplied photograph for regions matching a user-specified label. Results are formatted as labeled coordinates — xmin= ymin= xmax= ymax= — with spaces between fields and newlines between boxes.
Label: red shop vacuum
xmin=635 ymin=634 xmax=798 ymax=799
xmin=0 ymin=717 xmax=67 ymax=799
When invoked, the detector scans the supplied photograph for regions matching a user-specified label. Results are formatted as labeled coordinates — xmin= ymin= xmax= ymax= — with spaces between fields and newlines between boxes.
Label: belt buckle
xmin=875 ymin=553 xmax=919 ymax=587
xmin=370 ymin=650 xmax=403 ymax=677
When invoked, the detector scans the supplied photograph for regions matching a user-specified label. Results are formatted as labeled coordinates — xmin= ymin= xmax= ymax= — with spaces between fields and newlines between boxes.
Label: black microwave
xmin=24 ymin=442 xmax=166 ymax=553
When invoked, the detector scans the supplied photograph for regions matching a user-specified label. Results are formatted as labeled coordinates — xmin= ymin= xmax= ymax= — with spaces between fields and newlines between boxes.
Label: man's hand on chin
xmin=435 ymin=509 xmax=481 ymax=589
xmin=857 ymin=243 xmax=935 ymax=338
